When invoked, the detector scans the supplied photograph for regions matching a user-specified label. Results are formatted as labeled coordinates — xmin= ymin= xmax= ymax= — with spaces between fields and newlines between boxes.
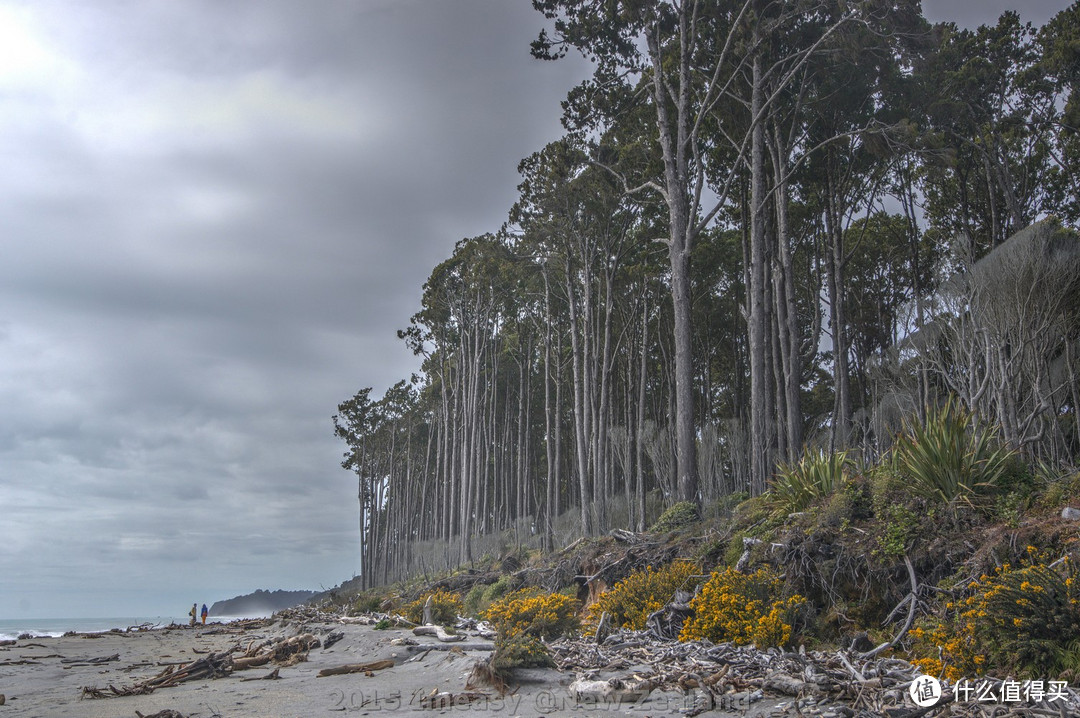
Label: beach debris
xmin=413 ymin=625 xmax=464 ymax=643
xmin=135 ymin=711 xmax=186 ymax=718
xmin=81 ymin=651 xmax=235 ymax=699
xmin=322 ymin=630 xmax=344 ymax=649
xmin=316 ymin=659 xmax=394 ymax=677
xmin=61 ymin=653 xmax=120 ymax=666
xmin=239 ymin=667 xmax=280 ymax=681
xmin=547 ymin=628 xmax=1080 ymax=717
xmin=465 ymin=658 xmax=508 ymax=696
xmin=0 ymin=639 xmax=15 ymax=646
xmin=405 ymin=642 xmax=493 ymax=654
xmin=419 ymin=689 xmax=487 ymax=709
xmin=568 ymin=675 xmax=654 ymax=704
xmin=232 ymin=633 xmax=319 ymax=669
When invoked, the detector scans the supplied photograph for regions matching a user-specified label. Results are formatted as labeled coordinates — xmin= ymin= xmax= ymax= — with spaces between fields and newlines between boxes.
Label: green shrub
xmin=891 ymin=398 xmax=1016 ymax=509
xmin=910 ymin=550 xmax=1080 ymax=680
xmin=354 ymin=590 xmax=384 ymax=614
xmin=650 ymin=501 xmax=700 ymax=532
xmin=491 ymin=633 xmax=555 ymax=670
xmin=1036 ymin=466 xmax=1080 ymax=510
xmin=770 ymin=449 xmax=854 ymax=513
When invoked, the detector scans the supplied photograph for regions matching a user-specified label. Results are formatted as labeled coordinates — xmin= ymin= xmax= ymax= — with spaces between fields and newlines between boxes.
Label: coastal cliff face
xmin=209 ymin=589 xmax=316 ymax=617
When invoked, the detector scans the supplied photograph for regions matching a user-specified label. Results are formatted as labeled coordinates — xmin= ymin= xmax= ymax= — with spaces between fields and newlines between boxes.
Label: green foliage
xmin=650 ymin=501 xmax=700 ymax=533
xmin=770 ymin=449 xmax=854 ymax=513
xmin=587 ymin=561 xmax=700 ymax=630
xmin=876 ymin=504 xmax=920 ymax=559
xmin=354 ymin=590 xmax=384 ymax=614
xmin=890 ymin=399 xmax=1017 ymax=509
xmin=464 ymin=575 xmax=517 ymax=618
xmin=1035 ymin=465 xmax=1080 ymax=510
xmin=818 ymin=477 xmax=869 ymax=529
xmin=491 ymin=633 xmax=555 ymax=670
xmin=910 ymin=551 xmax=1080 ymax=680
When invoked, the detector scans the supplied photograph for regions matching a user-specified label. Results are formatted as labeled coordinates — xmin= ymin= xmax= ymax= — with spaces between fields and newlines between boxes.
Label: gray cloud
xmin=0 ymin=0 xmax=1070 ymax=619
xmin=0 ymin=0 xmax=586 ymax=618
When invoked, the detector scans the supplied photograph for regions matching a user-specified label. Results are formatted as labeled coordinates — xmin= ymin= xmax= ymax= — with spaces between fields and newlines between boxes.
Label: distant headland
xmin=208 ymin=589 xmax=316 ymax=617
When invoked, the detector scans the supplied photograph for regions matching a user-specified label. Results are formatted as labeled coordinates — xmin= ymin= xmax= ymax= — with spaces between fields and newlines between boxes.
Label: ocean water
xmin=0 ymin=615 xmax=262 ymax=641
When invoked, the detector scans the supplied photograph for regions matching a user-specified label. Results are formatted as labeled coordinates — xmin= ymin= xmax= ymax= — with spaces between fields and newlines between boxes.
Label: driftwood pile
xmin=549 ymin=629 xmax=1080 ymax=717
xmin=81 ymin=633 xmax=323 ymax=699
xmin=81 ymin=651 xmax=235 ymax=699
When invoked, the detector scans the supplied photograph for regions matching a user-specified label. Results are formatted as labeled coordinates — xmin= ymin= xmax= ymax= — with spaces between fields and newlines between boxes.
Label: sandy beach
xmin=0 ymin=617 xmax=775 ymax=717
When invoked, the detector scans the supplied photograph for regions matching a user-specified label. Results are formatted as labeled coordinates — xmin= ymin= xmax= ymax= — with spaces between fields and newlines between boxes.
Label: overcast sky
xmin=0 ymin=1 xmax=1072 ymax=619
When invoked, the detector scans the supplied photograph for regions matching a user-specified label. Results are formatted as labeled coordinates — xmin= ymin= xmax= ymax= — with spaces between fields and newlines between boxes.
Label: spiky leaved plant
xmin=769 ymin=448 xmax=853 ymax=513
xmin=890 ymin=398 xmax=1015 ymax=510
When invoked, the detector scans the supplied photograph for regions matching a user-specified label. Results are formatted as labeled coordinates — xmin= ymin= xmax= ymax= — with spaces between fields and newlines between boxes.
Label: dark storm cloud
xmin=1 ymin=0 xmax=1070 ymax=618
xmin=0 ymin=0 xmax=587 ymax=617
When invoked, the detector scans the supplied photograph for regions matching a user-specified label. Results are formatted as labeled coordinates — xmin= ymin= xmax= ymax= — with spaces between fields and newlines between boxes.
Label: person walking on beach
xmin=201 ymin=604 xmax=208 ymax=625
xmin=189 ymin=603 xmax=197 ymax=627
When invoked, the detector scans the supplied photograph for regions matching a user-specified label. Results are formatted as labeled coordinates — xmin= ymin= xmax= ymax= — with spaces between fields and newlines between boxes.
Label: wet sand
xmin=0 ymin=618 xmax=777 ymax=717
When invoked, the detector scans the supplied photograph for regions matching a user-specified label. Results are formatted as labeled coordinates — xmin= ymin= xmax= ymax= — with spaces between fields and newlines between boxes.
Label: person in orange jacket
xmin=201 ymin=604 xmax=208 ymax=625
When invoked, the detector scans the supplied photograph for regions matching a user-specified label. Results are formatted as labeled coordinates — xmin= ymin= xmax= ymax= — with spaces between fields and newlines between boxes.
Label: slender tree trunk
xmin=748 ymin=45 xmax=772 ymax=496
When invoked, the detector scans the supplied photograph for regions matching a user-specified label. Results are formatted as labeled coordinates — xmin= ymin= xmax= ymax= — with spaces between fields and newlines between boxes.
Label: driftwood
xmin=316 ymin=659 xmax=394 ymax=677
xmin=81 ymin=651 xmax=234 ymax=699
xmin=61 ymin=653 xmax=120 ymax=666
xmin=569 ymin=676 xmax=654 ymax=704
xmin=135 ymin=711 xmax=185 ymax=718
xmin=232 ymin=633 xmax=319 ymax=670
xmin=405 ymin=642 xmax=493 ymax=653
xmin=858 ymin=554 xmax=918 ymax=660
xmin=644 ymin=590 xmax=693 ymax=641
xmin=413 ymin=625 xmax=464 ymax=642
xmin=239 ymin=667 xmax=280 ymax=681
xmin=549 ymin=628 xmax=1080 ymax=717
xmin=465 ymin=658 xmax=508 ymax=696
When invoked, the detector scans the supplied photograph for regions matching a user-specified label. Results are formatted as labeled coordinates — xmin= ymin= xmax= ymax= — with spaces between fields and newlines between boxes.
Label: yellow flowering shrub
xmin=404 ymin=588 xmax=463 ymax=626
xmin=909 ymin=549 xmax=1080 ymax=679
xmin=483 ymin=587 xmax=580 ymax=640
xmin=679 ymin=567 xmax=805 ymax=648
xmin=587 ymin=561 xmax=700 ymax=631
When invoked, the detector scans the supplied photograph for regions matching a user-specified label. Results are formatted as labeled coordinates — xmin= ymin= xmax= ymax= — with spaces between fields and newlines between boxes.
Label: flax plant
xmin=769 ymin=449 xmax=854 ymax=513
xmin=890 ymin=398 xmax=1016 ymax=510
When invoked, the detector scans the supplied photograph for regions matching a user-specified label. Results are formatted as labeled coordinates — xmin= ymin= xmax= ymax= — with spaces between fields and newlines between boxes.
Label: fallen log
xmin=413 ymin=625 xmax=464 ymax=643
xmin=61 ymin=653 xmax=120 ymax=665
xmin=405 ymin=642 xmax=493 ymax=653
xmin=316 ymin=659 xmax=394 ymax=677
xmin=239 ymin=668 xmax=280 ymax=681
xmin=231 ymin=654 xmax=271 ymax=669
xmin=568 ymin=676 xmax=653 ymax=704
